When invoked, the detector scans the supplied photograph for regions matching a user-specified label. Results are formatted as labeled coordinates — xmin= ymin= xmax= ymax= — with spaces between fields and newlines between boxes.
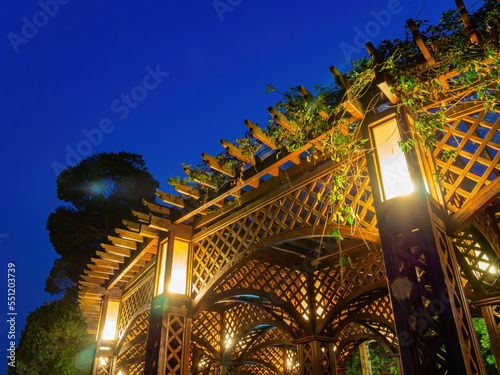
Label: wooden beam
xmin=201 ymin=153 xmax=236 ymax=178
xmin=115 ymin=228 xmax=143 ymax=243
xmin=244 ymin=119 xmax=279 ymax=150
xmin=449 ymin=178 xmax=500 ymax=232
xmin=375 ymin=70 xmax=399 ymax=104
xmin=122 ymin=219 xmax=141 ymax=232
xmin=101 ymin=243 xmax=131 ymax=257
xmin=220 ymin=139 xmax=256 ymax=165
xmin=455 ymin=0 xmax=478 ymax=44
xmin=142 ymin=199 xmax=171 ymax=216
xmin=95 ymin=251 xmax=124 ymax=263
xmin=329 ymin=65 xmax=351 ymax=89
xmin=105 ymin=237 xmax=158 ymax=290
xmin=365 ymin=42 xmax=384 ymax=64
xmin=407 ymin=18 xmax=435 ymax=65
xmin=329 ymin=65 xmax=364 ymax=119
xmin=132 ymin=210 xmax=150 ymax=223
xmin=107 ymin=236 xmax=138 ymax=250
xmin=92 ymin=258 xmax=120 ymax=269
xmin=298 ymin=85 xmax=329 ymax=119
xmin=267 ymin=106 xmax=299 ymax=132
xmin=139 ymin=224 xmax=160 ymax=239
xmin=156 ymin=189 xmax=185 ymax=208
xmin=173 ymin=182 xmax=201 ymax=200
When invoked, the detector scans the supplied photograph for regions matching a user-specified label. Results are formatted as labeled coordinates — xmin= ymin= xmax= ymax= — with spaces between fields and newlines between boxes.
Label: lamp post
xmin=362 ymin=108 xmax=485 ymax=374
xmin=92 ymin=297 xmax=121 ymax=375
xmin=145 ymin=226 xmax=192 ymax=375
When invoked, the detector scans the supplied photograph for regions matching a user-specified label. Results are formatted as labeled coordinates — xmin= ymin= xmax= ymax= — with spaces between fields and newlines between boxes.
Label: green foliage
xmin=46 ymin=152 xmax=159 ymax=290
xmin=473 ymin=317 xmax=499 ymax=372
xmin=8 ymin=290 xmax=93 ymax=375
xmin=344 ymin=342 xmax=399 ymax=375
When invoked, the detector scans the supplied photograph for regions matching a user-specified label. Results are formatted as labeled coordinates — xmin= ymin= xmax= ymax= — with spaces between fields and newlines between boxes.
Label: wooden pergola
xmin=79 ymin=2 xmax=500 ymax=374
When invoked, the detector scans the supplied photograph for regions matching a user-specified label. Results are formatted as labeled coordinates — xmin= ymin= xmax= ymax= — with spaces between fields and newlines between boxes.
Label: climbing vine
xmin=167 ymin=0 xmax=500 ymax=231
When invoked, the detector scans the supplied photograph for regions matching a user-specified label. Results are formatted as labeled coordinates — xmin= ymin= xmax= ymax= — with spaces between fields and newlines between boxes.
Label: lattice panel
xmin=358 ymin=295 xmax=394 ymax=324
xmin=192 ymin=163 xmax=377 ymax=298
xmin=241 ymin=363 xmax=274 ymax=375
xmin=120 ymin=310 xmax=150 ymax=348
xmin=433 ymin=109 xmax=500 ymax=213
xmin=248 ymin=345 xmax=286 ymax=373
xmin=126 ymin=362 xmax=145 ymax=375
xmin=246 ymin=327 xmax=292 ymax=352
xmin=432 ymin=221 xmax=484 ymax=374
xmin=118 ymin=272 xmax=154 ymax=339
xmin=313 ymin=251 xmax=385 ymax=319
xmin=215 ymin=265 xmax=303 ymax=334
xmin=300 ymin=341 xmax=314 ymax=375
xmin=192 ymin=310 xmax=222 ymax=353
xmin=454 ymin=229 xmax=500 ymax=295
xmin=95 ymin=356 xmax=111 ymax=375
xmin=231 ymin=326 xmax=270 ymax=361
xmin=224 ymin=303 xmax=275 ymax=344
xmin=117 ymin=339 xmax=147 ymax=373
xmin=166 ymin=315 xmax=187 ymax=375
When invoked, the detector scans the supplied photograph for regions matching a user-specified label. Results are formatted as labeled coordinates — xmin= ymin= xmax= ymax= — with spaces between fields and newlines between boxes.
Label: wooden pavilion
xmin=79 ymin=1 xmax=500 ymax=374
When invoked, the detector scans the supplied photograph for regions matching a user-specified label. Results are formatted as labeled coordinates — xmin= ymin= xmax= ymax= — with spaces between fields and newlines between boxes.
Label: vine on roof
xmin=167 ymin=0 xmax=500 ymax=232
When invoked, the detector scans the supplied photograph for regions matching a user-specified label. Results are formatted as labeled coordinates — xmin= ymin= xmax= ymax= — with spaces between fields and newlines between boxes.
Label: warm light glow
xmin=168 ymin=239 xmax=189 ymax=294
xmin=101 ymin=301 xmax=119 ymax=340
xmin=372 ymin=119 xmax=414 ymax=200
xmin=156 ymin=241 xmax=168 ymax=296
xmin=99 ymin=357 xmax=108 ymax=366
xmin=478 ymin=255 xmax=496 ymax=274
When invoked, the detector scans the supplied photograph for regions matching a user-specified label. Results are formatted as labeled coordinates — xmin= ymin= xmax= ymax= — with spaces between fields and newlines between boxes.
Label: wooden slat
xmin=122 ymin=219 xmax=141 ymax=232
xmin=142 ymin=199 xmax=171 ymax=216
xmin=95 ymin=251 xmax=125 ymax=263
xmin=149 ymin=215 xmax=173 ymax=232
xmin=201 ymin=153 xmax=236 ymax=178
xmin=105 ymin=238 xmax=158 ymax=290
xmin=174 ymin=182 xmax=201 ymax=200
xmin=139 ymin=224 xmax=160 ymax=239
xmin=156 ymin=189 xmax=185 ymax=208
xmin=101 ymin=243 xmax=131 ymax=257
xmin=329 ymin=65 xmax=365 ymax=120
xmin=220 ymin=139 xmax=256 ymax=165
xmin=407 ymin=18 xmax=435 ymax=65
xmin=267 ymin=106 xmax=299 ymax=132
xmin=455 ymin=0 xmax=478 ymax=44
xmin=88 ymin=265 xmax=115 ymax=275
xmin=330 ymin=65 xmax=351 ymax=89
xmin=107 ymin=236 xmax=137 ymax=250
xmin=132 ymin=210 xmax=150 ymax=223
xmin=92 ymin=258 xmax=120 ymax=269
xmin=115 ymin=228 xmax=143 ymax=243
xmin=244 ymin=119 xmax=279 ymax=150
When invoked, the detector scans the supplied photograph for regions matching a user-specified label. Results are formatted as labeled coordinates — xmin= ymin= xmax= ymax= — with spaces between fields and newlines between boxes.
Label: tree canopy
xmin=46 ymin=152 xmax=159 ymax=293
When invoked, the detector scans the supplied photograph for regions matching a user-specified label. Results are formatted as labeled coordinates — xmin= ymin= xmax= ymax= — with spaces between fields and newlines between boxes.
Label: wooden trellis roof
xmin=78 ymin=1 xmax=500 ymax=352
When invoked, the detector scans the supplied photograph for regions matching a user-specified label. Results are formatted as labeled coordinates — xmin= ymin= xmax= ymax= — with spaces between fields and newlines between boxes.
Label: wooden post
xmin=296 ymin=338 xmax=337 ymax=375
xmin=359 ymin=342 xmax=372 ymax=375
xmin=144 ymin=229 xmax=193 ymax=375
xmin=362 ymin=109 xmax=486 ymax=374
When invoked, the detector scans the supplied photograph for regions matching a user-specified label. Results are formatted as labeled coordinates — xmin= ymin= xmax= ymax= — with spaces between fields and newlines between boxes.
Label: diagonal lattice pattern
xmin=433 ymin=109 xmax=500 ymax=214
xmin=117 ymin=270 xmax=154 ymax=340
xmin=192 ymin=164 xmax=376 ymax=299
xmin=192 ymin=310 xmax=222 ymax=353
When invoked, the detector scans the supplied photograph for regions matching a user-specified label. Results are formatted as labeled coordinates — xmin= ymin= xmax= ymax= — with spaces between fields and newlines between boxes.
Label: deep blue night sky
xmin=1 ymin=0 xmax=459 ymax=370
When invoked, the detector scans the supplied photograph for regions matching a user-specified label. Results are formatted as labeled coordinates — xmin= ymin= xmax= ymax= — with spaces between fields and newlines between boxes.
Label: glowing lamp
xmin=154 ymin=237 xmax=190 ymax=296
xmin=101 ymin=301 xmax=119 ymax=341
xmin=168 ymin=239 xmax=189 ymax=294
xmin=369 ymin=118 xmax=415 ymax=201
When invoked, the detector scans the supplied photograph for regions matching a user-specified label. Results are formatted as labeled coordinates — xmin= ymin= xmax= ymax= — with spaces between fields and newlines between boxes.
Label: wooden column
xmin=359 ymin=342 xmax=372 ymax=375
xmin=212 ymin=363 xmax=241 ymax=375
xmin=481 ymin=305 xmax=500 ymax=372
xmin=362 ymin=110 xmax=486 ymax=374
xmin=296 ymin=338 xmax=337 ymax=375
xmin=91 ymin=296 xmax=120 ymax=375
xmin=144 ymin=228 xmax=193 ymax=375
